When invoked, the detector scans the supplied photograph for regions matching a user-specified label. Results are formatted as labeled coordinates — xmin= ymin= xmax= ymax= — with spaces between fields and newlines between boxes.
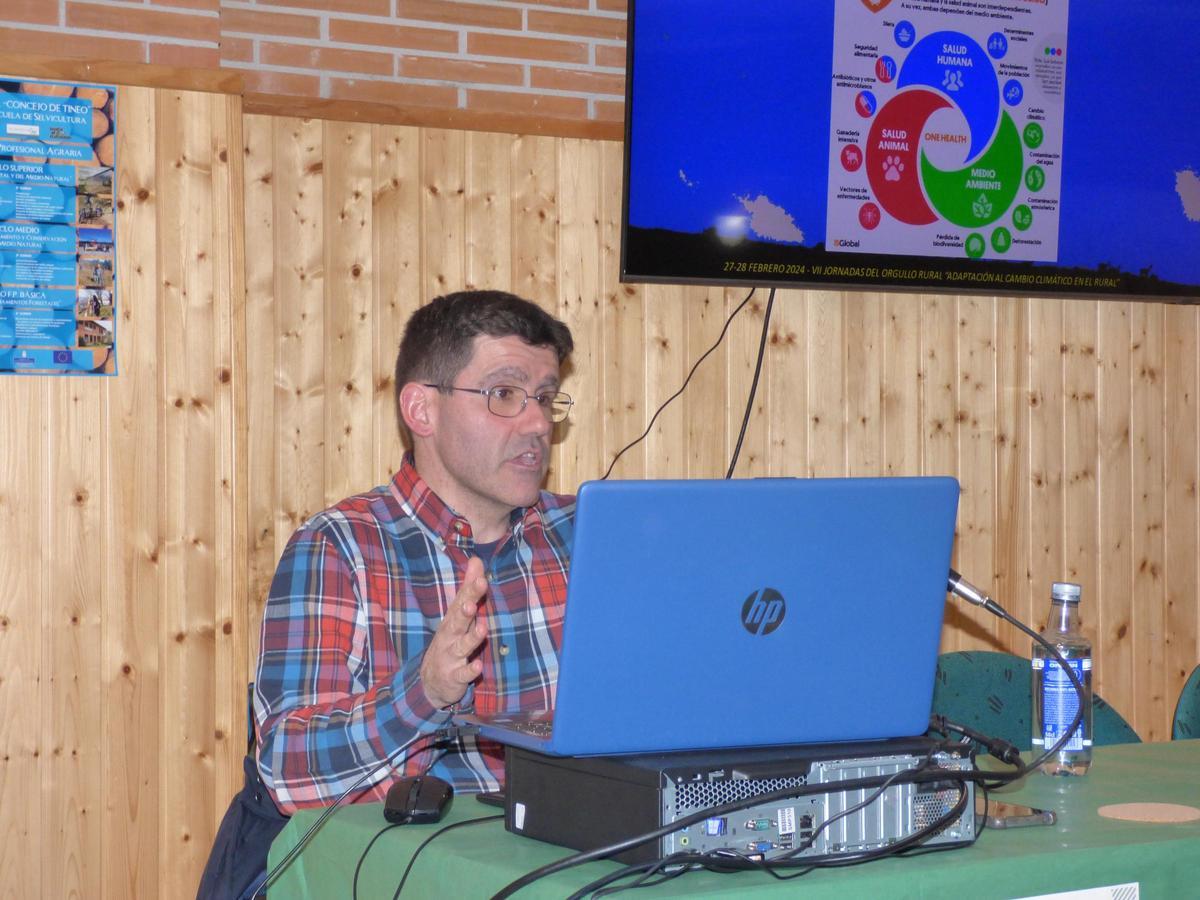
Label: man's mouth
xmin=509 ymin=448 xmax=545 ymax=469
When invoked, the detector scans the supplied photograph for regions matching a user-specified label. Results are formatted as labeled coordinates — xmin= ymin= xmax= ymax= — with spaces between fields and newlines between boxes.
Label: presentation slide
xmin=624 ymin=0 xmax=1200 ymax=299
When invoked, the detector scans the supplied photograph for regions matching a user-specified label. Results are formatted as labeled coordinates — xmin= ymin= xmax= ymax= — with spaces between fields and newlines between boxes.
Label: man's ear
xmin=398 ymin=382 xmax=436 ymax=438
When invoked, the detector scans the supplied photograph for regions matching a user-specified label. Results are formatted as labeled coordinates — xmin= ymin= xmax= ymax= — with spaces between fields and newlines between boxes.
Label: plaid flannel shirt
xmin=254 ymin=455 xmax=573 ymax=813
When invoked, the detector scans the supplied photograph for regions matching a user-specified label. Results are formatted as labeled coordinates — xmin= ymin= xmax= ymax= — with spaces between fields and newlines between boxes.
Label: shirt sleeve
xmin=253 ymin=524 xmax=452 ymax=814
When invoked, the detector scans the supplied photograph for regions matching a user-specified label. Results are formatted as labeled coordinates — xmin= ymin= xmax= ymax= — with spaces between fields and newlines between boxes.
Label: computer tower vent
xmin=674 ymin=775 xmax=808 ymax=815
xmin=913 ymin=782 xmax=961 ymax=830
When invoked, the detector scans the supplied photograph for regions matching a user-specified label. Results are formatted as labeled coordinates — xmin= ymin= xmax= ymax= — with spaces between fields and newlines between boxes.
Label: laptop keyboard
xmin=505 ymin=719 xmax=554 ymax=738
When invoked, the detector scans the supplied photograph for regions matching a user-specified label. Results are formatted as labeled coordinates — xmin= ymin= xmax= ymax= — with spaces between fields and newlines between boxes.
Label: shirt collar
xmin=390 ymin=453 xmax=545 ymax=547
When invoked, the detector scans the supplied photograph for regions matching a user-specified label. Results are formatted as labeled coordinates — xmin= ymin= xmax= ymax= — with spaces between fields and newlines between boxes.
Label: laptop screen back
xmin=544 ymin=476 xmax=960 ymax=756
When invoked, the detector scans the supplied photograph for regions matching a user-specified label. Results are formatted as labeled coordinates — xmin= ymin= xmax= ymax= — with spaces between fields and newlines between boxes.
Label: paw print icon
xmin=883 ymin=156 xmax=905 ymax=182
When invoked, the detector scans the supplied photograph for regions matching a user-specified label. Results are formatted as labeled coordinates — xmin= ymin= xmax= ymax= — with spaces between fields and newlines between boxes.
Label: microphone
xmin=946 ymin=568 xmax=1000 ymax=615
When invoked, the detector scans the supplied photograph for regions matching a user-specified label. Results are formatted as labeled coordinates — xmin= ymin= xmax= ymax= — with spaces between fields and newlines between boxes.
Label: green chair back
xmin=1172 ymin=665 xmax=1200 ymax=740
xmin=930 ymin=650 xmax=1140 ymax=750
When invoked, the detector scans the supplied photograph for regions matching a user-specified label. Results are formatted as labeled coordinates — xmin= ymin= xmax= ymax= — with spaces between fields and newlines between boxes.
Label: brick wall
xmin=0 ymin=0 xmax=628 ymax=124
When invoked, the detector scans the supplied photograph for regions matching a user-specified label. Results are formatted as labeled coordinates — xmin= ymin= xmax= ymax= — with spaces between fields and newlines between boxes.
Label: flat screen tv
xmin=622 ymin=0 xmax=1200 ymax=300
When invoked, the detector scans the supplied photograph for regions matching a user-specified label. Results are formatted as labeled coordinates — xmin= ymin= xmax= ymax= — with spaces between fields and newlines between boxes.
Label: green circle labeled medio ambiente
xmin=1023 ymin=122 xmax=1044 ymax=149
xmin=1012 ymin=204 xmax=1033 ymax=231
xmin=965 ymin=233 xmax=986 ymax=259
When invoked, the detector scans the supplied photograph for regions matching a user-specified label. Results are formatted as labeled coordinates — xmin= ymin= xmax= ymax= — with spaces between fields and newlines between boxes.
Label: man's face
xmin=419 ymin=334 xmax=562 ymax=534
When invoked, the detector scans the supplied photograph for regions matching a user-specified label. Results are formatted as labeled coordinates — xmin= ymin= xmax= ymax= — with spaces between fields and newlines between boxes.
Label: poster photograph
xmin=0 ymin=76 xmax=117 ymax=375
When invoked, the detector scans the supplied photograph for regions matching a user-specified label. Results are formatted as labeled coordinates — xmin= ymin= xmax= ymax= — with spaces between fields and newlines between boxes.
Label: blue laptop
xmin=458 ymin=476 xmax=959 ymax=756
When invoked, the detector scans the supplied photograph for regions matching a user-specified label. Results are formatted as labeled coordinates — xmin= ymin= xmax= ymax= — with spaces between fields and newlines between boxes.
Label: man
xmin=197 ymin=290 xmax=575 ymax=898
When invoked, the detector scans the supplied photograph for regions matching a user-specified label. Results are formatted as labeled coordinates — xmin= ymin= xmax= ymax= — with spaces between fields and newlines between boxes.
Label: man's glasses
xmin=424 ymin=384 xmax=574 ymax=423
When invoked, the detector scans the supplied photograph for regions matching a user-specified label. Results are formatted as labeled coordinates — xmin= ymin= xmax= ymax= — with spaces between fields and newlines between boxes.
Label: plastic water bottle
xmin=1031 ymin=582 xmax=1093 ymax=775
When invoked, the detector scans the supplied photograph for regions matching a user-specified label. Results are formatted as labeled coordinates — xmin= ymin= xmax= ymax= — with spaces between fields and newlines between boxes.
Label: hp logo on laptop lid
xmin=741 ymin=588 xmax=786 ymax=635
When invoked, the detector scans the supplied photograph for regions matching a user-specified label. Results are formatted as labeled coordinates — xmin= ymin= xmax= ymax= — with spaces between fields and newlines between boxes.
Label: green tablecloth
xmin=268 ymin=740 xmax=1200 ymax=898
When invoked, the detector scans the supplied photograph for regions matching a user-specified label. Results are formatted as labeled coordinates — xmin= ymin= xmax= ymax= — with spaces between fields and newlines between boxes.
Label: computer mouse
xmin=383 ymin=774 xmax=454 ymax=825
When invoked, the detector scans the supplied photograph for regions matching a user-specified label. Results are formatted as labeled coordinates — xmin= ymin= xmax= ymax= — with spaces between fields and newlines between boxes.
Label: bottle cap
xmin=1052 ymin=582 xmax=1082 ymax=601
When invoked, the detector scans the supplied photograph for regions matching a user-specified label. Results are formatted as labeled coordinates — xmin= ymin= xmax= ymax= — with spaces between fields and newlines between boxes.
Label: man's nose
xmin=517 ymin=397 xmax=554 ymax=434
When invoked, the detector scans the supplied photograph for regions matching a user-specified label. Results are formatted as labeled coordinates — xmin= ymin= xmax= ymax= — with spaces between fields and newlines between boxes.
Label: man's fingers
xmin=453 ymin=620 xmax=487 ymax=659
xmin=421 ymin=557 xmax=490 ymax=710
xmin=456 ymin=557 xmax=489 ymax=613
xmin=452 ymin=658 xmax=484 ymax=683
xmin=442 ymin=557 xmax=487 ymax=630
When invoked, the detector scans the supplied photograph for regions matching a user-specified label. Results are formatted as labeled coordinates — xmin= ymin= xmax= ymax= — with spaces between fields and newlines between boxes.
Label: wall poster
xmin=0 ymin=76 xmax=116 ymax=375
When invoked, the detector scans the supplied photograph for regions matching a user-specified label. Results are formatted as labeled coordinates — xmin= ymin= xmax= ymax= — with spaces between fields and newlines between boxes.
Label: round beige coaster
xmin=1097 ymin=802 xmax=1200 ymax=823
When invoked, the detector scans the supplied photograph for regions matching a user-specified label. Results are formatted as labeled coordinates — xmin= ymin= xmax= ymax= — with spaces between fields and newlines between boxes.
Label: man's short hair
xmin=393 ymin=290 xmax=574 ymax=437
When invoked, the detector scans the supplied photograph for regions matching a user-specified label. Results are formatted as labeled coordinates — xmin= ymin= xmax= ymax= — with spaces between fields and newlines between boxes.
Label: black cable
xmin=572 ymin=852 xmax=697 ymax=900
xmin=991 ymin=602 xmax=1087 ymax=778
xmin=353 ymin=823 xmax=402 ymax=900
xmin=257 ymin=726 xmax=462 ymax=897
xmin=490 ymin=756 xmax=978 ymax=899
xmin=775 ymin=742 xmax=941 ymax=863
xmin=392 ymin=814 xmax=504 ymax=898
xmin=577 ymin=774 xmax=969 ymax=899
xmin=601 ymin=286 xmax=758 ymax=480
xmin=726 ymin=286 xmax=775 ymax=479
xmin=928 ymin=716 xmax=1022 ymax=766
xmin=944 ymin=573 xmax=1088 ymax=789
xmin=498 ymin=579 xmax=1064 ymax=898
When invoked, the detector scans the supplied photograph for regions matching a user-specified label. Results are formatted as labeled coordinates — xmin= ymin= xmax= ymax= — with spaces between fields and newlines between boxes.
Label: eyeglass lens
xmin=488 ymin=386 xmax=572 ymax=422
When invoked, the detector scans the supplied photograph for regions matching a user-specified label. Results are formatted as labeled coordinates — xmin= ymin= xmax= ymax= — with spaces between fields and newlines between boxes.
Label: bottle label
xmin=1036 ymin=657 xmax=1089 ymax=751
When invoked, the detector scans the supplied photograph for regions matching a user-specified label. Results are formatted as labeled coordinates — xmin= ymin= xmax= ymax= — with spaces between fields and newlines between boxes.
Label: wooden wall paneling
xmin=766 ymin=289 xmax=807 ymax=477
xmin=726 ymin=286 xmax=771 ymax=479
xmin=274 ymin=116 xmax=326 ymax=532
xmin=555 ymin=138 xmax=604 ymax=490
xmin=1027 ymin=298 xmax=1066 ymax=646
xmin=323 ymin=121 xmax=375 ymax=502
xmin=1063 ymin=301 xmax=1099 ymax=665
xmin=882 ymin=294 xmax=921 ymax=477
xmin=845 ymin=293 xmax=885 ymax=477
xmin=1131 ymin=303 xmax=1166 ymax=739
xmin=0 ymin=379 xmax=46 ymax=900
xmin=806 ymin=291 xmax=847 ymax=478
xmin=44 ymin=349 xmax=104 ymax=894
xmin=420 ymin=129 xmax=466 ymax=305
xmin=1027 ymin=299 xmax=1054 ymax=639
xmin=920 ymin=294 xmax=958 ymax=475
xmin=243 ymin=114 xmax=280 ymax=655
xmin=597 ymin=141 xmax=646 ymax=481
xmin=1097 ymin=303 xmax=1135 ymax=726
xmin=465 ymin=130 xmax=514 ymax=293
xmin=1162 ymin=304 xmax=1199 ymax=720
xmin=920 ymin=294 xmax=960 ymax=649
xmin=682 ymin=284 xmax=729 ymax=478
xmin=510 ymin=135 xmax=562 ymax=487
xmin=510 ymin=136 xmax=558 ymax=317
xmin=370 ymin=124 xmax=422 ymax=480
xmin=6 ymin=97 xmax=1200 ymax=900
xmin=953 ymin=296 xmax=999 ymax=646
xmin=103 ymin=83 xmax=161 ymax=900
xmin=156 ymin=87 xmax=221 ymax=897
xmin=209 ymin=90 xmax=249 ymax=832
xmin=598 ymin=278 xmax=647 ymax=480
xmin=643 ymin=284 xmax=688 ymax=478
xmin=993 ymin=298 xmax=1030 ymax=649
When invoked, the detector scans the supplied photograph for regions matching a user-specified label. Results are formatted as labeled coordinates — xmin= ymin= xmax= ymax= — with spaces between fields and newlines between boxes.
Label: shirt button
xmin=454 ymin=521 xmax=465 ymax=533
xmin=499 ymin=644 xmax=510 ymax=656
